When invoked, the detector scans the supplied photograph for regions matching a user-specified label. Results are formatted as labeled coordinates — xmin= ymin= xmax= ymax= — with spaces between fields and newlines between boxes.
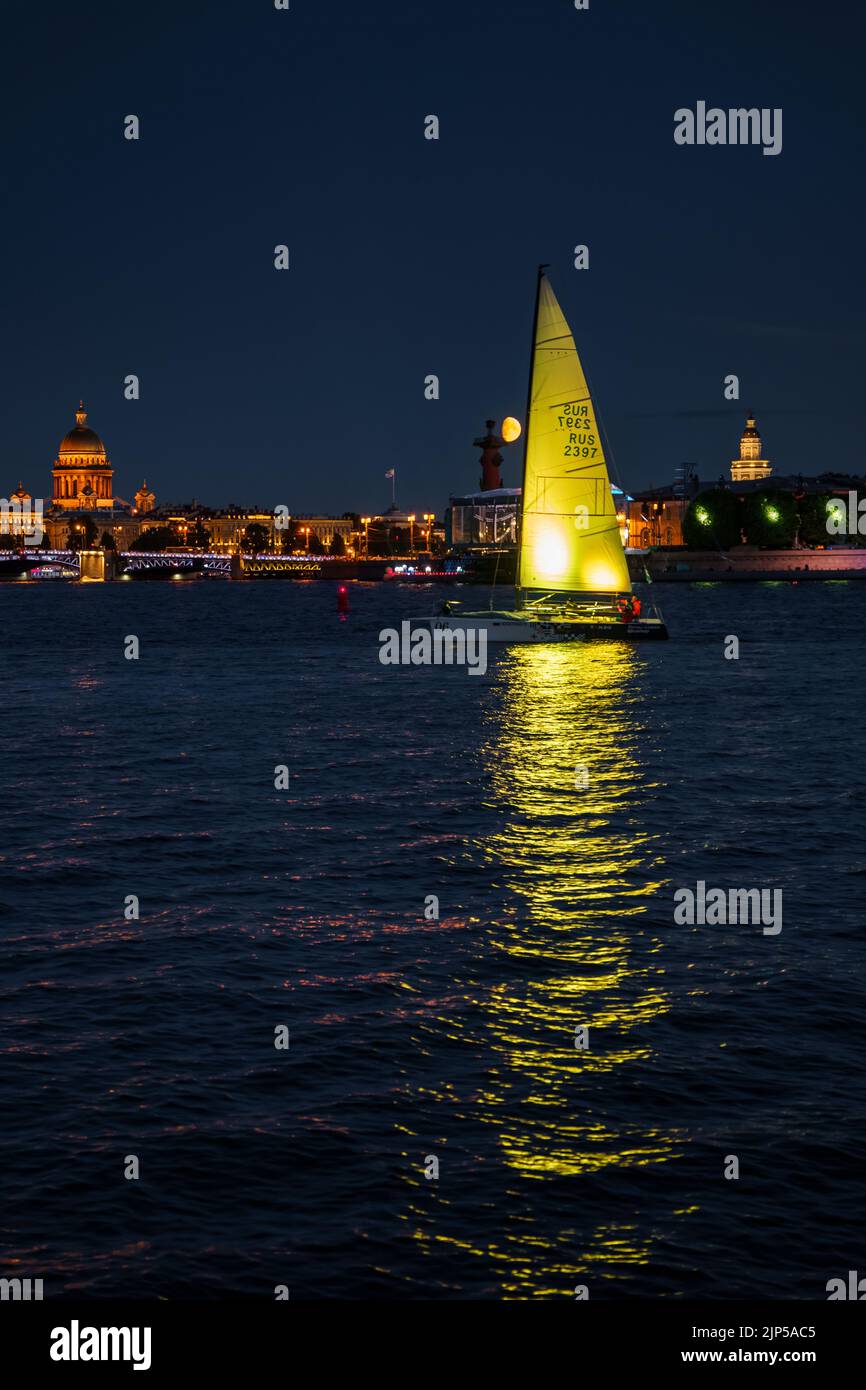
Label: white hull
xmin=427 ymin=610 xmax=668 ymax=643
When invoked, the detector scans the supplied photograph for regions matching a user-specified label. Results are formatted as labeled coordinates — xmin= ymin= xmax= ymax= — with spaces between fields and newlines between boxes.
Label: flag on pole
xmin=385 ymin=469 xmax=395 ymax=478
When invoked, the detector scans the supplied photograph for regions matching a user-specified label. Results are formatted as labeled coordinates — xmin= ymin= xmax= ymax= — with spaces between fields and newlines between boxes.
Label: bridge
xmin=1 ymin=550 xmax=401 ymax=582
xmin=0 ymin=549 xmax=80 ymax=577
xmin=120 ymin=551 xmax=237 ymax=576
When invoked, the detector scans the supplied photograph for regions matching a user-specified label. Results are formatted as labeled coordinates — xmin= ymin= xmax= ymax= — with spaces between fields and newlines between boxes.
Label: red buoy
xmin=337 ymin=584 xmax=349 ymax=615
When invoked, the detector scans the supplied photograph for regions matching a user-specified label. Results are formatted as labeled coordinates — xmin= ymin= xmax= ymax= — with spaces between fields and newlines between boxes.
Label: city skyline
xmin=9 ymin=396 xmax=823 ymax=532
xmin=3 ymin=0 xmax=863 ymax=512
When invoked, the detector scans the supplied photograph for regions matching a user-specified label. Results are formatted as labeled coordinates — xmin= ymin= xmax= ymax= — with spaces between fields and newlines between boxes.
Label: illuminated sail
xmin=518 ymin=274 xmax=631 ymax=597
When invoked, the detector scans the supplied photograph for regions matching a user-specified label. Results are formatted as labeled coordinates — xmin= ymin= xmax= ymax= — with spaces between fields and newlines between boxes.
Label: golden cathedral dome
xmin=52 ymin=400 xmax=115 ymax=510
xmin=57 ymin=401 xmax=106 ymax=458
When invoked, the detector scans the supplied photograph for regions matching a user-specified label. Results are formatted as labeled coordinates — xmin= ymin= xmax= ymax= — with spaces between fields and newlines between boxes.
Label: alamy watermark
xmin=674 ymin=881 xmax=782 ymax=935
xmin=50 ymin=1322 xmax=151 ymax=1371
xmin=379 ymin=621 xmax=487 ymax=676
xmin=675 ymin=103 xmax=782 ymax=157
xmin=1 ymin=1276 xmax=43 ymax=1300
xmin=827 ymin=1270 xmax=866 ymax=1299
xmin=0 ymin=496 xmax=44 ymax=545
xmin=826 ymin=492 xmax=866 ymax=536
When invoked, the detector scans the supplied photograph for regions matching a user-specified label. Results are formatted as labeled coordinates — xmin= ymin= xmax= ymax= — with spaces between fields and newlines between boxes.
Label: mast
xmin=515 ymin=263 xmax=548 ymax=606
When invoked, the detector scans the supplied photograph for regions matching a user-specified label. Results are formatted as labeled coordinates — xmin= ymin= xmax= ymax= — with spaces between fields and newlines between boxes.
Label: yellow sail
xmin=518 ymin=274 xmax=631 ymax=597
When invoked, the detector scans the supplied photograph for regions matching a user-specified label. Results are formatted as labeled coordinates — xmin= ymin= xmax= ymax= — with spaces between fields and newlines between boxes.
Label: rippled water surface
xmin=1 ymin=579 xmax=865 ymax=1299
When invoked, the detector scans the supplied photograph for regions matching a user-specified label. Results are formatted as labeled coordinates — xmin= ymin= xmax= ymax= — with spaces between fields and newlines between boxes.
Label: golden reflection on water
xmin=479 ymin=643 xmax=673 ymax=1174
xmin=407 ymin=643 xmax=683 ymax=1295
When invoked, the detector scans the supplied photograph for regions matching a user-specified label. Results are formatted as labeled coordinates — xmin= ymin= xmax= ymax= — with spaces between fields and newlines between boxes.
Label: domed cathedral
xmin=52 ymin=401 xmax=114 ymax=509
xmin=134 ymin=480 xmax=155 ymax=514
xmin=730 ymin=412 xmax=772 ymax=483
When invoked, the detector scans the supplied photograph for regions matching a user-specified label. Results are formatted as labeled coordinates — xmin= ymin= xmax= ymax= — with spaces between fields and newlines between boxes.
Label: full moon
xmin=501 ymin=416 xmax=522 ymax=442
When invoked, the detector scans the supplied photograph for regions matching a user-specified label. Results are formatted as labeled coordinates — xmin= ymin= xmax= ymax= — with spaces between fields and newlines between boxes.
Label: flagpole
xmin=392 ymin=469 xmax=396 ymax=507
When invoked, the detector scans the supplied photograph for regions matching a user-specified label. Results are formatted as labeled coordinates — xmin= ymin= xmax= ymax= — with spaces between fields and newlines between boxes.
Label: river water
xmin=1 ymin=578 xmax=864 ymax=1298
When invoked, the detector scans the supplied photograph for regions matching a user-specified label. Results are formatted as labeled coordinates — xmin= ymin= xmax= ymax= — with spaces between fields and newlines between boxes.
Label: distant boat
xmin=28 ymin=564 xmax=74 ymax=581
xmin=429 ymin=267 xmax=668 ymax=642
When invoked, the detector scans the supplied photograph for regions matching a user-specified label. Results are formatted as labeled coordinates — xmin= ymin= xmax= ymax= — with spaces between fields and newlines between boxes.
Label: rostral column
xmin=474 ymin=420 xmax=507 ymax=491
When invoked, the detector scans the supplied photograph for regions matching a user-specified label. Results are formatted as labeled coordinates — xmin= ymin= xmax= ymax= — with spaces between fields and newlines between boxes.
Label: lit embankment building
xmin=628 ymin=413 xmax=790 ymax=547
xmin=6 ymin=402 xmax=369 ymax=555
xmin=624 ymin=412 xmax=866 ymax=576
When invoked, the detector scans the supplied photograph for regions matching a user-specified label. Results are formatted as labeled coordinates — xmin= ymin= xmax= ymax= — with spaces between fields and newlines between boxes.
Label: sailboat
xmin=428 ymin=267 xmax=668 ymax=642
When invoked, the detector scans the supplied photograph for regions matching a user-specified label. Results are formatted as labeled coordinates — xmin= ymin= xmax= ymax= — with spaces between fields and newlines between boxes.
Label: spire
xmin=75 ymin=400 xmax=87 ymax=427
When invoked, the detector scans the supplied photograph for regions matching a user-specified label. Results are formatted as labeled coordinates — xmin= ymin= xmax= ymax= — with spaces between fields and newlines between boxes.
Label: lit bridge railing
xmin=0 ymin=549 xmax=80 ymax=572
xmin=120 ymin=552 xmax=235 ymax=575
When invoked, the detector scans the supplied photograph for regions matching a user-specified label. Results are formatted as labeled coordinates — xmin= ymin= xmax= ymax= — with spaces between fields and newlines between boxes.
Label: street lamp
xmin=423 ymin=512 xmax=434 ymax=550
xmin=408 ymin=514 xmax=415 ymax=553
xmin=361 ymin=516 xmax=371 ymax=557
xmin=302 ymin=525 xmax=311 ymax=553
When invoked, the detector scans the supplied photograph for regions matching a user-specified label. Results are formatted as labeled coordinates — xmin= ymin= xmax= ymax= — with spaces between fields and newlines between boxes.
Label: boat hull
xmin=426 ymin=611 xmax=668 ymax=643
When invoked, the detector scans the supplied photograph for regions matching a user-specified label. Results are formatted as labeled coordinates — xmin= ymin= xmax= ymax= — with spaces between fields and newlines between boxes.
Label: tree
xmin=0 ymin=533 xmax=17 ymax=550
xmin=328 ymin=531 xmax=346 ymax=556
xmin=190 ymin=520 xmax=212 ymax=550
xmin=796 ymin=493 xmax=839 ymax=547
xmin=243 ymin=523 xmax=269 ymax=553
xmin=308 ymin=533 xmax=325 ymax=554
xmin=100 ymin=530 xmax=116 ymax=550
xmin=682 ymin=490 xmax=743 ymax=549
xmin=129 ymin=525 xmax=181 ymax=551
xmin=67 ymin=514 xmax=99 ymax=551
xmin=742 ymin=489 xmax=797 ymax=547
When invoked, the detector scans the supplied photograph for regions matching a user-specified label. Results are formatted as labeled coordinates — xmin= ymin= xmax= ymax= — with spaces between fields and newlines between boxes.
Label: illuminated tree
xmin=682 ymin=490 xmax=743 ymax=549
xmin=796 ymin=493 xmax=843 ymax=547
xmin=743 ymin=489 xmax=796 ymax=547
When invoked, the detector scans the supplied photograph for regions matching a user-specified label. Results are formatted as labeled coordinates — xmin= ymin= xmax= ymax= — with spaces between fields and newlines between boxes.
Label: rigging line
xmin=489 ymin=545 xmax=503 ymax=610
xmin=578 ymin=353 xmax=626 ymax=498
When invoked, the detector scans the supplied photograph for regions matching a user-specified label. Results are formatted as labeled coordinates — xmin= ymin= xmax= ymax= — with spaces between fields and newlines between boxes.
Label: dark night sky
xmin=4 ymin=0 xmax=863 ymax=514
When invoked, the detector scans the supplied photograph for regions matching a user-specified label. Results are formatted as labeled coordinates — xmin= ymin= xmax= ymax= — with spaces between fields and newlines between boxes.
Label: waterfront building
xmin=627 ymin=489 xmax=689 ymax=548
xmin=43 ymin=511 xmax=142 ymax=550
xmin=731 ymin=413 xmax=772 ymax=483
xmin=139 ymin=505 xmax=278 ymax=552
xmin=448 ymin=488 xmax=520 ymax=548
xmin=360 ymin=508 xmax=443 ymax=556
xmin=290 ymin=515 xmax=356 ymax=552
